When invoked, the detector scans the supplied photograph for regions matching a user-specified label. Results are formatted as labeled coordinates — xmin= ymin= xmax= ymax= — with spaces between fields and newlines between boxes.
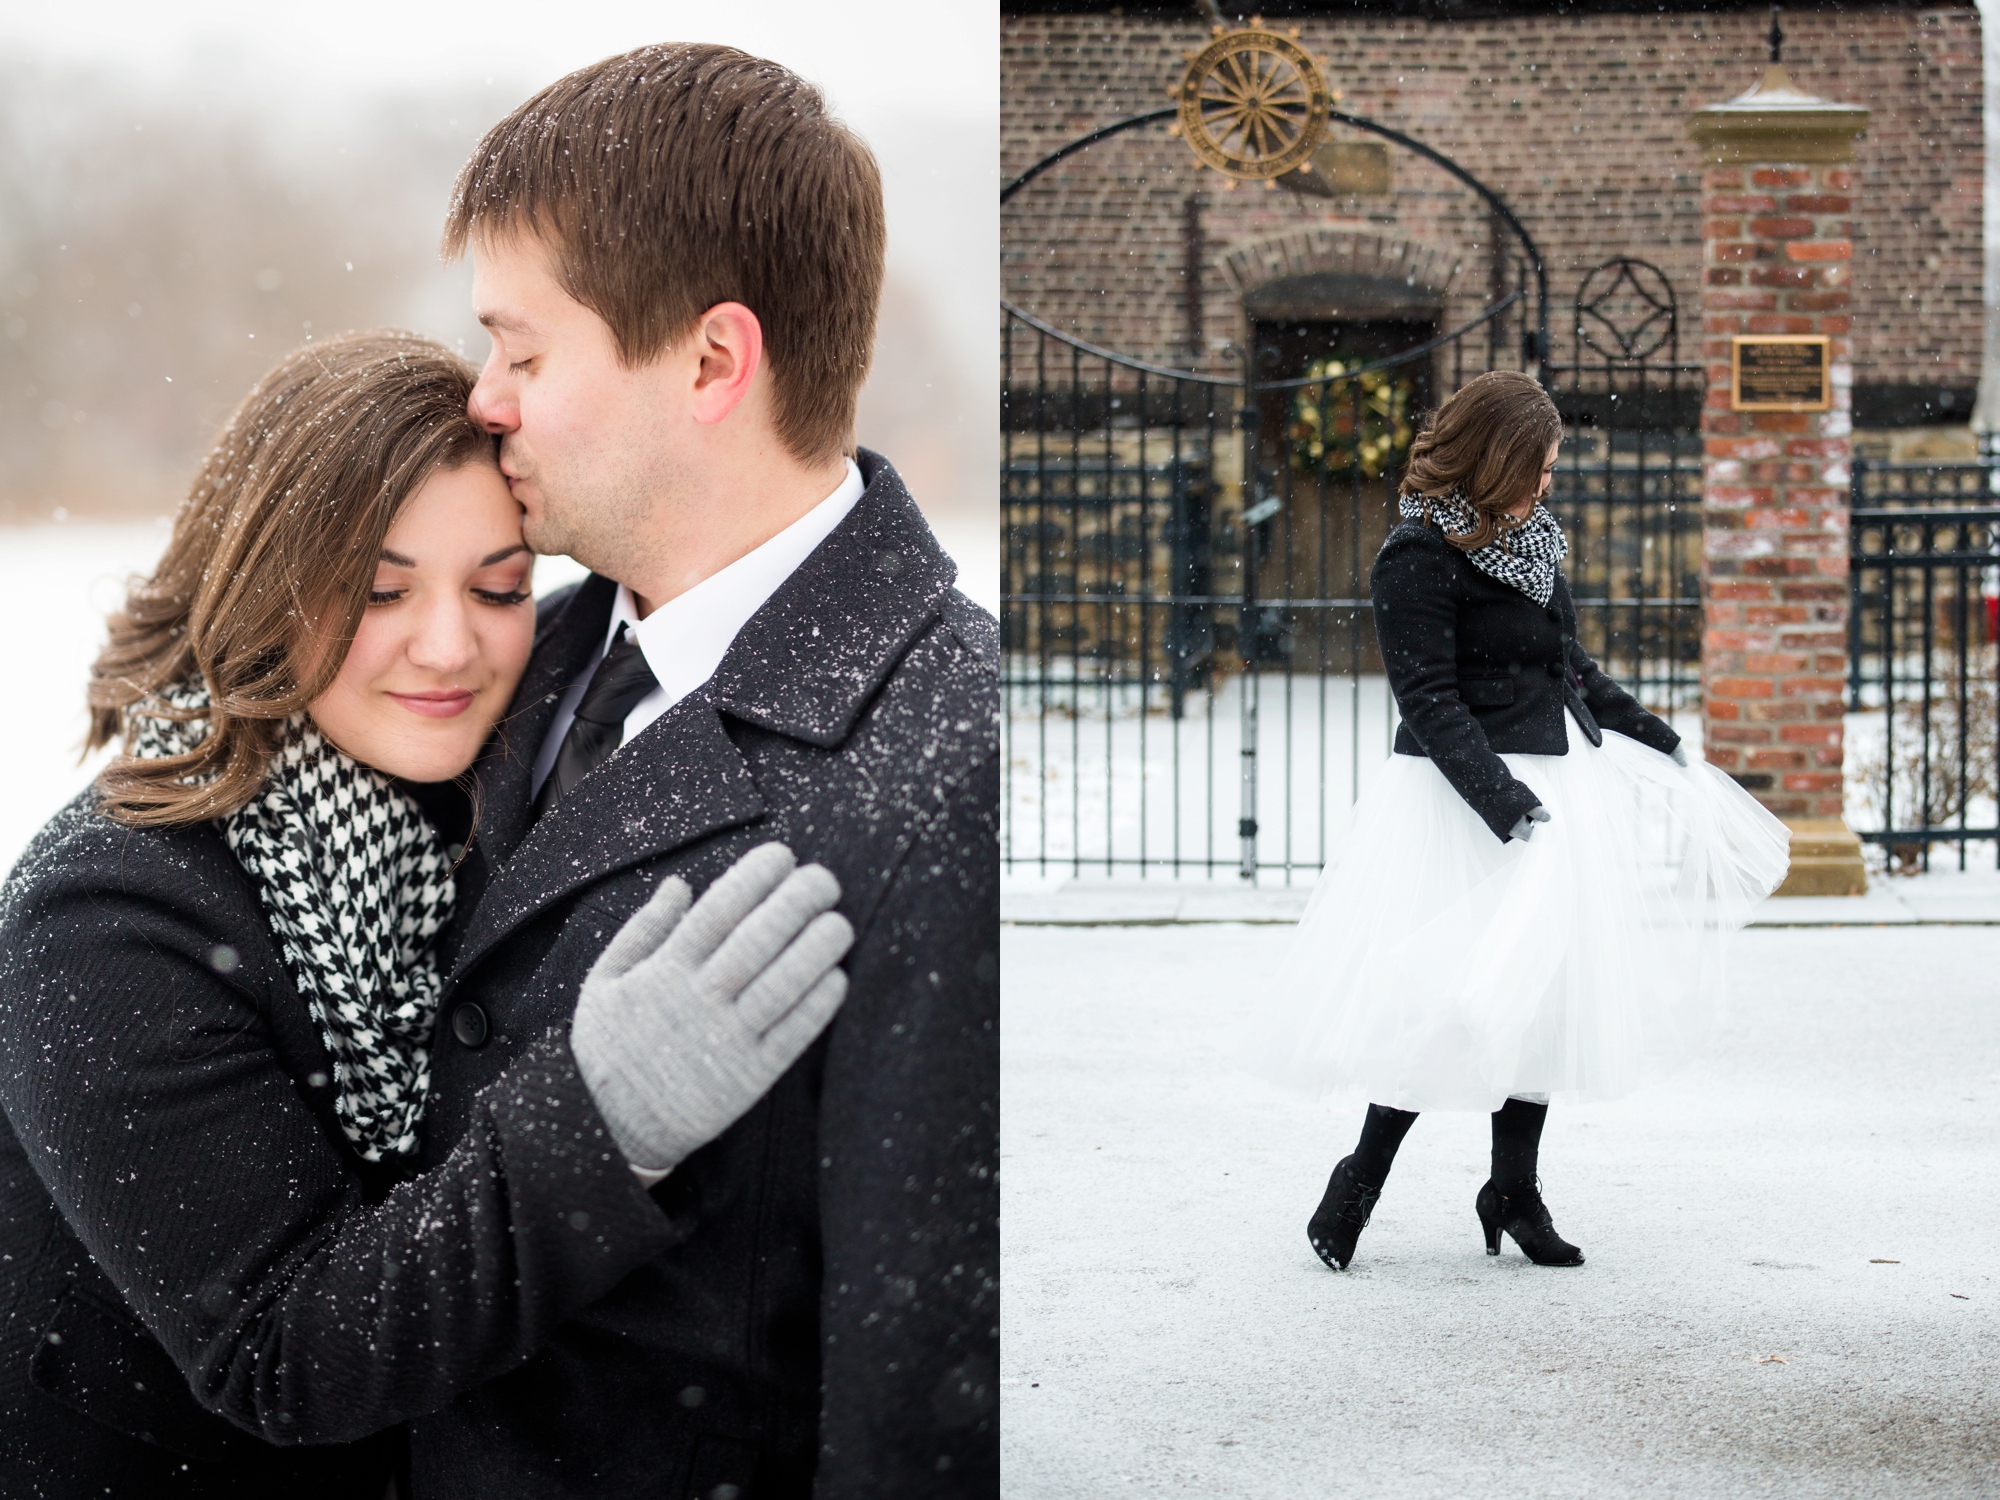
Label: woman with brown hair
xmin=1247 ymin=370 xmax=1789 ymax=1273
xmin=0 ymin=331 xmax=852 ymax=1496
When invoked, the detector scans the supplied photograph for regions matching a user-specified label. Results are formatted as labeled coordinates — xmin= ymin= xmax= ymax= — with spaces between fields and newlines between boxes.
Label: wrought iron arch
xmin=1000 ymin=113 xmax=1692 ymax=886
xmin=1002 ymin=104 xmax=1550 ymax=376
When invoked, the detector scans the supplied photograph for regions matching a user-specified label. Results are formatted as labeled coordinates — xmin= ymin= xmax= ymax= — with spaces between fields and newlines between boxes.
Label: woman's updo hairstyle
xmin=1399 ymin=369 xmax=1563 ymax=553
xmin=86 ymin=331 xmax=493 ymax=828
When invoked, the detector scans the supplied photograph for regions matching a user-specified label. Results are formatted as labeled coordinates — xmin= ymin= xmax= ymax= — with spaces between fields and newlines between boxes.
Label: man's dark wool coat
xmin=1372 ymin=516 xmax=1681 ymax=840
xmin=405 ymin=450 xmax=999 ymax=1500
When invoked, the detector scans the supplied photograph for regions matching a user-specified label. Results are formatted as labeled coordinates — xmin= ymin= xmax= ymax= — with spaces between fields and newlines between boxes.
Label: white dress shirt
xmin=530 ymin=458 xmax=865 ymax=797
xmin=533 ymin=460 xmax=863 ymax=1187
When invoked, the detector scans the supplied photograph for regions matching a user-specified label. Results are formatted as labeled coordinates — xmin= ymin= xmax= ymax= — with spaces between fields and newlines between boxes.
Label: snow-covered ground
xmin=1003 ymin=922 xmax=2000 ymax=1498
xmin=0 ymin=515 xmax=997 ymax=880
xmin=2 ymin=522 xmax=172 ymax=875
xmin=1004 ymin=672 xmax=1405 ymax=878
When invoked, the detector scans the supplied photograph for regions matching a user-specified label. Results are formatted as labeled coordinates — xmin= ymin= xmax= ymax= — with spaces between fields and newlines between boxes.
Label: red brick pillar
xmin=1689 ymin=66 xmax=1869 ymax=895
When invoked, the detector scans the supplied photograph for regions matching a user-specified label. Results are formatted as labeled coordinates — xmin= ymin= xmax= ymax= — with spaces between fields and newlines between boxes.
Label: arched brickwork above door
xmin=1217 ymin=229 xmax=1460 ymax=322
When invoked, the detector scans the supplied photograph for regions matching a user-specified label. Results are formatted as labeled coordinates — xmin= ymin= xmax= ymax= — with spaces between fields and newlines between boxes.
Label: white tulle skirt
xmin=1244 ymin=713 xmax=1791 ymax=1112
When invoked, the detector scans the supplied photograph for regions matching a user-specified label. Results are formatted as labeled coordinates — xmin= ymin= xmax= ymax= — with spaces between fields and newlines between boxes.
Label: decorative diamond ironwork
xmin=1574 ymin=257 xmax=1677 ymax=363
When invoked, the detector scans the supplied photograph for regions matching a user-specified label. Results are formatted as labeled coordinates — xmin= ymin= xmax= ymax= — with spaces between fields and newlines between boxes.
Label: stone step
xmin=1775 ymin=817 xmax=1868 ymax=897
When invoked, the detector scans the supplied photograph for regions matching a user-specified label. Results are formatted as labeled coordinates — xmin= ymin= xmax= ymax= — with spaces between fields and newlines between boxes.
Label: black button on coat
xmin=1371 ymin=517 xmax=1682 ymax=842
xmin=449 ymin=1000 xmax=490 ymax=1048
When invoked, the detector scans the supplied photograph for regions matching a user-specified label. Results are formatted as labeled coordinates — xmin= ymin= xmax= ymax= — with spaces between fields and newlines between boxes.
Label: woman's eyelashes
xmin=473 ymin=567 xmax=534 ymax=605
xmin=364 ymin=582 xmax=533 ymax=607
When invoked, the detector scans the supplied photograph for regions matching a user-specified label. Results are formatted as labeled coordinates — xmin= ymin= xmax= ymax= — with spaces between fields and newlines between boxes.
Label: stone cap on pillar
xmin=1687 ymin=63 xmax=1869 ymax=164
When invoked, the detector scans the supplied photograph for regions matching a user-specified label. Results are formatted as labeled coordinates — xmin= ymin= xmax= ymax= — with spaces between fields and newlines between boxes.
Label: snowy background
xmin=0 ymin=0 xmax=996 ymax=524
xmin=1001 ymin=677 xmax=1993 ymax=884
xmin=0 ymin=0 xmax=996 ymax=878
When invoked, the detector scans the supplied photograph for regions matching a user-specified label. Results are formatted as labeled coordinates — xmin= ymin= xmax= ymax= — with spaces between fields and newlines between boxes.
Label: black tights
xmin=1349 ymin=1096 xmax=1549 ymax=1193
xmin=1488 ymin=1096 xmax=1548 ymax=1196
xmin=1350 ymin=1103 xmax=1418 ymax=1188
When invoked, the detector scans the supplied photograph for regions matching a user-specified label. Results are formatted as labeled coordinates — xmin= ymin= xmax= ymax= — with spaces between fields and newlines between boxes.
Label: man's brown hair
xmin=86 ymin=331 xmax=492 ymax=827
xmin=441 ymin=44 xmax=886 ymax=466
xmin=1399 ymin=370 xmax=1563 ymax=552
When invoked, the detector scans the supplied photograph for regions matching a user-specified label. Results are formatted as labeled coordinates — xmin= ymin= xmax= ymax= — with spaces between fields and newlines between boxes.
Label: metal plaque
xmin=1277 ymin=141 xmax=1391 ymax=199
xmin=1730 ymin=335 xmax=1830 ymax=412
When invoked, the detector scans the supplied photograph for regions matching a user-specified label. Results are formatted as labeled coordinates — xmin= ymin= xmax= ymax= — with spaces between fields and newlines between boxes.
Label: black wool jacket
xmin=0 ymin=801 xmax=683 ymax=1497
xmin=1371 ymin=516 xmax=1681 ymax=842
xmin=405 ymin=451 xmax=999 ymax=1500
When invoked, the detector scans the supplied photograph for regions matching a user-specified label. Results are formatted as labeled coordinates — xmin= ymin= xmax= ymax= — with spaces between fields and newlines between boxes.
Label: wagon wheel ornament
xmin=1172 ymin=24 xmax=1332 ymax=182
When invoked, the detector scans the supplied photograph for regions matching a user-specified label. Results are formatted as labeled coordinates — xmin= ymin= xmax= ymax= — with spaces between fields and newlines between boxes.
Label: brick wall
xmin=1700 ymin=162 xmax=1855 ymax=817
xmin=1002 ymin=6 xmax=1981 ymax=404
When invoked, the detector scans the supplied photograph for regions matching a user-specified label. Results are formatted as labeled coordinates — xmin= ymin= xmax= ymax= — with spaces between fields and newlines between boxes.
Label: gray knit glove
xmin=570 ymin=843 xmax=852 ymax=1176
xmin=1509 ymin=806 xmax=1552 ymax=843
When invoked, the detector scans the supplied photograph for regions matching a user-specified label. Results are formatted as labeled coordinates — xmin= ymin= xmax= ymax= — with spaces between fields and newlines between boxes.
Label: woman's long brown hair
xmin=1399 ymin=370 xmax=1563 ymax=552
xmin=87 ymin=331 xmax=494 ymax=828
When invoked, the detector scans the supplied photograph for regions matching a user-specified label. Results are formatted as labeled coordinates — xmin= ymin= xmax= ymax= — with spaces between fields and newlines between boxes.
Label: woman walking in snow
xmin=1248 ymin=369 xmax=1789 ymax=1272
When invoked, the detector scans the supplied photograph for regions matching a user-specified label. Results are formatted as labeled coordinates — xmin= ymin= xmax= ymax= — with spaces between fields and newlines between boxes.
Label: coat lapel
xmin=706 ymin=449 xmax=957 ymax=745
xmin=452 ymin=450 xmax=956 ymax=980
xmin=453 ymin=692 xmax=766 ymax=982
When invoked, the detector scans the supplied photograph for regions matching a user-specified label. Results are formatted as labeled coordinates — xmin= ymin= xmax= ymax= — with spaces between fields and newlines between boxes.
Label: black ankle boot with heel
xmin=1307 ymin=1104 xmax=1417 ymax=1271
xmin=1479 ymin=1096 xmax=1583 ymax=1265
xmin=1307 ymin=1157 xmax=1380 ymax=1271
xmin=1475 ymin=1179 xmax=1584 ymax=1266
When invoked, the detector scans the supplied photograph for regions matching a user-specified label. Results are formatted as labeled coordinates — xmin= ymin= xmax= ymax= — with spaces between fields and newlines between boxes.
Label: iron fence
xmin=1001 ymin=93 xmax=1702 ymax=880
xmin=1002 ymin=259 xmax=1703 ymax=880
xmin=1001 ymin=308 xmax=1246 ymax=875
xmin=1847 ymin=460 xmax=2000 ymax=870
xmin=1544 ymin=258 xmax=1703 ymax=716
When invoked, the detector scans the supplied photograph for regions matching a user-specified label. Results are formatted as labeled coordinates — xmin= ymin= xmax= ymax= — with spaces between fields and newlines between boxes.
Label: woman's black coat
xmin=1371 ymin=516 xmax=1681 ymax=841
xmin=0 ymin=799 xmax=680 ymax=1497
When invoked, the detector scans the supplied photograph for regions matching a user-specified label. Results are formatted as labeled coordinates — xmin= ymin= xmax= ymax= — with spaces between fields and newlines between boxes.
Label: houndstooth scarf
xmin=1399 ymin=489 xmax=1569 ymax=608
xmin=130 ymin=681 xmax=453 ymax=1162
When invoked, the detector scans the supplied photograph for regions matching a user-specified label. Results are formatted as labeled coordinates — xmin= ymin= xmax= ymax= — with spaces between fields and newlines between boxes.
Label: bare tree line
xmin=0 ymin=60 xmax=991 ymax=523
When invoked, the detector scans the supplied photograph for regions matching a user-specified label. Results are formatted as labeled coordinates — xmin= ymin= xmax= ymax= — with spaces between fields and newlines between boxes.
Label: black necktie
xmin=533 ymin=624 xmax=660 ymax=819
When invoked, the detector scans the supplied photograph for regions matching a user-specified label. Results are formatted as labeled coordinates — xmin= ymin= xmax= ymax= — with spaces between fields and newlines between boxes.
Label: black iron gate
xmin=1545 ymin=257 xmax=1704 ymax=718
xmin=1003 ymin=111 xmax=1700 ymax=880
xmin=1847 ymin=458 xmax=2000 ymax=870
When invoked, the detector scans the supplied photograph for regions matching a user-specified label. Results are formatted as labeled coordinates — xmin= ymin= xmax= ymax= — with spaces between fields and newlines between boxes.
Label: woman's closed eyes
xmin=368 ymin=584 xmax=531 ymax=607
